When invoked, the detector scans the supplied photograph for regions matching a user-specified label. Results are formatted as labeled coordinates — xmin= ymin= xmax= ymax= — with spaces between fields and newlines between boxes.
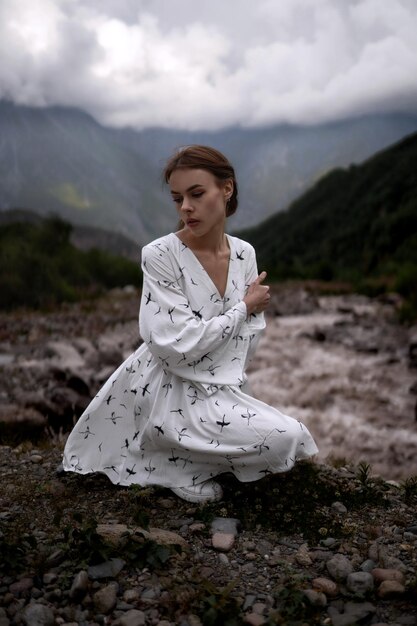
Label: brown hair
xmin=163 ymin=145 xmax=238 ymax=225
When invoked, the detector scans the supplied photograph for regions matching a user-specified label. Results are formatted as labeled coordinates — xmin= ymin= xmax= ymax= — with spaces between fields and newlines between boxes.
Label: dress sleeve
xmin=243 ymin=243 xmax=266 ymax=369
xmin=139 ymin=242 xmax=250 ymax=386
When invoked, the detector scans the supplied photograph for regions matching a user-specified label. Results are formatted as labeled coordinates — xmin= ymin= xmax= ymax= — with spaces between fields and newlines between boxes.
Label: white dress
xmin=63 ymin=233 xmax=318 ymax=487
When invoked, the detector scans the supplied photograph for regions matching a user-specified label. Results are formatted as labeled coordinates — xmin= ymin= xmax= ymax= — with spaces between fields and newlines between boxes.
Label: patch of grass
xmin=268 ymin=582 xmax=321 ymax=625
xmin=0 ymin=524 xmax=38 ymax=575
xmin=216 ymin=462 xmax=390 ymax=542
xmin=401 ymin=475 xmax=417 ymax=504
xmin=198 ymin=580 xmax=242 ymax=626
xmin=58 ymin=512 xmax=113 ymax=566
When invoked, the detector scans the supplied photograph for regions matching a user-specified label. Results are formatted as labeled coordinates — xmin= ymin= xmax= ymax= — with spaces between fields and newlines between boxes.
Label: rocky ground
xmin=1 ymin=286 xmax=417 ymax=625
xmin=1 ymin=444 xmax=417 ymax=625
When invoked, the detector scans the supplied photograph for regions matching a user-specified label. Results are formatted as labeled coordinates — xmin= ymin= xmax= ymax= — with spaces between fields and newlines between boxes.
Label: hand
xmin=243 ymin=271 xmax=271 ymax=316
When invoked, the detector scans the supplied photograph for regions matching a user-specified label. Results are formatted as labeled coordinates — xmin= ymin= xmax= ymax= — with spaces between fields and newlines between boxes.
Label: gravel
xmin=1 ymin=445 xmax=416 ymax=625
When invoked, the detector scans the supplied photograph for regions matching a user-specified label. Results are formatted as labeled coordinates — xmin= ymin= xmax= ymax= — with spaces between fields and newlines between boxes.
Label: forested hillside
xmin=239 ymin=132 xmax=417 ymax=317
xmin=0 ymin=216 xmax=140 ymax=310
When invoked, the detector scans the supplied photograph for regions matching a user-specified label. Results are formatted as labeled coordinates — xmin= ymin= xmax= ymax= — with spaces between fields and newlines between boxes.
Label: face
xmin=169 ymin=168 xmax=233 ymax=238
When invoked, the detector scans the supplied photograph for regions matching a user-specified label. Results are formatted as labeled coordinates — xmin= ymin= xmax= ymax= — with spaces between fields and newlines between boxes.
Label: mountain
xmin=115 ymin=115 xmax=417 ymax=230
xmin=1 ymin=100 xmax=417 ymax=244
xmin=238 ymin=132 xmax=417 ymax=294
xmin=0 ymin=102 xmax=174 ymax=246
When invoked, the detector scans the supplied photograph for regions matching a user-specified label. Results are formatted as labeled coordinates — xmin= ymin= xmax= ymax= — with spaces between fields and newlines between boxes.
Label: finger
xmin=254 ymin=271 xmax=267 ymax=285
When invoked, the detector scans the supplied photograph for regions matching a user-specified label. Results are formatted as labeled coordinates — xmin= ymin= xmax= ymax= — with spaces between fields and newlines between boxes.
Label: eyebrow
xmin=170 ymin=184 xmax=204 ymax=195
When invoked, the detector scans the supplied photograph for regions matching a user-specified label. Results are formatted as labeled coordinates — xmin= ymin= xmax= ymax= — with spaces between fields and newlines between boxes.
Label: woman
xmin=63 ymin=145 xmax=318 ymax=502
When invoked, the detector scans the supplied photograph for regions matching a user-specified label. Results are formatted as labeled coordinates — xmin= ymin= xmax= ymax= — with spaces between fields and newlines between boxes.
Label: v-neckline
xmin=173 ymin=232 xmax=233 ymax=299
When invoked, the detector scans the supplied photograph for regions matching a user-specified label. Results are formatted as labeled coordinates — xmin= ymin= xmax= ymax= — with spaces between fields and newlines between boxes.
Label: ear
xmin=223 ymin=178 xmax=234 ymax=200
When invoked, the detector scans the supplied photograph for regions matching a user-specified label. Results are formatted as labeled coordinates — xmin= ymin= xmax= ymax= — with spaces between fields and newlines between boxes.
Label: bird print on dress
xmin=62 ymin=232 xmax=318 ymax=488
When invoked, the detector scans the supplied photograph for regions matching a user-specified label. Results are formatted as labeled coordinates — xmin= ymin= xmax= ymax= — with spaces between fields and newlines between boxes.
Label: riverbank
xmin=1 ymin=444 xmax=416 ymax=625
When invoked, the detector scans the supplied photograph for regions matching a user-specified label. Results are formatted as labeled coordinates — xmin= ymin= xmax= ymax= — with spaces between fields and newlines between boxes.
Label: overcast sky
xmin=1 ymin=0 xmax=416 ymax=130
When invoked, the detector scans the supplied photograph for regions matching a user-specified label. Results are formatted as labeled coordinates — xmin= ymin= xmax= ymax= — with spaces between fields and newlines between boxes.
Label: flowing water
xmin=248 ymin=295 xmax=417 ymax=480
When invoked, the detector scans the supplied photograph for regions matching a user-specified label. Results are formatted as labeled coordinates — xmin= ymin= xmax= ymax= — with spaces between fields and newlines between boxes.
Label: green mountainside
xmin=239 ymin=132 xmax=417 ymax=317
xmin=0 ymin=215 xmax=140 ymax=310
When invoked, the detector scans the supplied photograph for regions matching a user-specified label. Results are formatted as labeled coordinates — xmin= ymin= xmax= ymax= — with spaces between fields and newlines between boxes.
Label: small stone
xmin=244 ymin=613 xmax=265 ymax=625
xmin=331 ymin=502 xmax=348 ymax=514
xmin=380 ymin=555 xmax=407 ymax=571
xmin=346 ymin=572 xmax=374 ymax=597
xmin=159 ymin=498 xmax=175 ymax=509
xmin=9 ymin=578 xmax=33 ymax=595
xmin=377 ymin=580 xmax=406 ymax=598
xmin=29 ymin=455 xmax=43 ymax=464
xmin=403 ymin=532 xmax=417 ymax=541
xmin=2 ymin=593 xmax=14 ymax=606
xmin=210 ymin=517 xmax=240 ymax=536
xmin=241 ymin=562 xmax=256 ymax=574
xmin=371 ymin=568 xmax=405 ymax=584
xmin=303 ymin=589 xmax=327 ymax=607
xmin=123 ymin=588 xmax=141 ymax=603
xmin=42 ymin=573 xmax=57 ymax=585
xmin=141 ymin=586 xmax=161 ymax=601
xmin=328 ymin=601 xmax=375 ymax=626
xmin=252 ymin=602 xmax=266 ymax=615
xmin=189 ymin=523 xmax=206 ymax=534
xmin=310 ymin=549 xmax=333 ymax=562
xmin=112 ymin=609 xmax=146 ymax=626
xmin=326 ymin=554 xmax=354 ymax=582
xmin=93 ymin=582 xmax=118 ymax=614
xmin=198 ymin=566 xmax=214 ymax=578
xmin=243 ymin=595 xmax=257 ymax=611
xmin=69 ymin=570 xmax=89 ymax=601
xmin=312 ymin=577 xmax=338 ymax=596
xmin=321 ymin=537 xmax=338 ymax=548
xmin=218 ymin=553 xmax=229 ymax=565
xmin=0 ymin=607 xmax=9 ymax=626
xmin=405 ymin=524 xmax=417 ymax=535
xmin=368 ymin=542 xmax=379 ymax=562
xmin=146 ymin=527 xmax=188 ymax=547
xmin=45 ymin=549 xmax=65 ymax=567
xmin=21 ymin=602 xmax=55 ymax=626
xmin=360 ymin=559 xmax=376 ymax=572
xmin=212 ymin=532 xmax=235 ymax=552
xmin=295 ymin=543 xmax=312 ymax=566
xmin=88 ymin=558 xmax=125 ymax=579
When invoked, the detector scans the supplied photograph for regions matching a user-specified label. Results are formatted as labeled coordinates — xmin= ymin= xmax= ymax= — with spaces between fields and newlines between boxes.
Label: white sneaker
xmin=171 ymin=479 xmax=223 ymax=503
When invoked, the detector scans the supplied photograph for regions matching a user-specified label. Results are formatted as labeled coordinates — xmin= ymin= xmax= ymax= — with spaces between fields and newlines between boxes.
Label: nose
xmin=180 ymin=196 xmax=193 ymax=212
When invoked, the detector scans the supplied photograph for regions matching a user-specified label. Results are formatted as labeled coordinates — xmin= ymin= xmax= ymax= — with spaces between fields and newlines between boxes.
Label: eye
xmin=172 ymin=197 xmax=182 ymax=204
xmin=192 ymin=192 xmax=203 ymax=198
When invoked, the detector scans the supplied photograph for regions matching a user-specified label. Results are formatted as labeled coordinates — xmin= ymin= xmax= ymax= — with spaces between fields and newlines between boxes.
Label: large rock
xmin=96 ymin=523 xmax=188 ymax=549
xmin=21 ymin=603 xmax=55 ymax=626
xmin=326 ymin=554 xmax=354 ymax=582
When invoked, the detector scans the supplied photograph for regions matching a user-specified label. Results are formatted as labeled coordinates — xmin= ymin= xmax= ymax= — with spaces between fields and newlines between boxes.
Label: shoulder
xmin=142 ymin=233 xmax=177 ymax=261
xmin=141 ymin=234 xmax=181 ymax=279
xmin=227 ymin=234 xmax=256 ymax=258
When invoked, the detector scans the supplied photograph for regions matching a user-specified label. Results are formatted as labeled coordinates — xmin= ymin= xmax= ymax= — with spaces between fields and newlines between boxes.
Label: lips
xmin=187 ymin=219 xmax=200 ymax=227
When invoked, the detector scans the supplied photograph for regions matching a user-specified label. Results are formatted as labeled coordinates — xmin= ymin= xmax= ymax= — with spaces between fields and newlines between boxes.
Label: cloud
xmin=0 ymin=0 xmax=416 ymax=130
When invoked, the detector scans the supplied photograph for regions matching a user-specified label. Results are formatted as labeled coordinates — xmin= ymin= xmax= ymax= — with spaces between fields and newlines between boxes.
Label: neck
xmin=179 ymin=222 xmax=228 ymax=255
